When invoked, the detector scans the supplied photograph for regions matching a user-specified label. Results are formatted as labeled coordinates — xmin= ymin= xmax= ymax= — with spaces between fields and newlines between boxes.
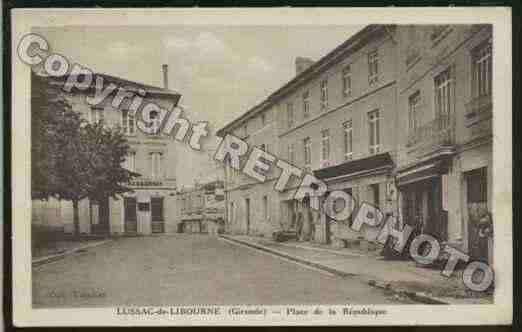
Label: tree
xmin=81 ymin=122 xmax=140 ymax=214
xmin=50 ymin=119 xmax=139 ymax=238
xmin=31 ymin=73 xmax=140 ymax=237
xmin=31 ymin=73 xmax=75 ymax=199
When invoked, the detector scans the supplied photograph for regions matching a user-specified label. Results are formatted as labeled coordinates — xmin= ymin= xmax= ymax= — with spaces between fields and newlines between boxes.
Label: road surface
xmin=33 ymin=234 xmax=411 ymax=307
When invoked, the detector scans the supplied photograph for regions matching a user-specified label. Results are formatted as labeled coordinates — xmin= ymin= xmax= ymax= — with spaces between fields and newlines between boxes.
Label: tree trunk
xmin=73 ymin=199 xmax=80 ymax=239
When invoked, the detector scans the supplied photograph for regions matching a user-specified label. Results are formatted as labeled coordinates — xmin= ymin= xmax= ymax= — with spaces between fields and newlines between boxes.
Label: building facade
xmin=31 ymin=68 xmax=182 ymax=237
xmin=178 ymin=180 xmax=226 ymax=234
xmin=219 ymin=25 xmax=400 ymax=249
xmin=218 ymin=24 xmax=493 ymax=262
xmin=395 ymin=25 xmax=493 ymax=263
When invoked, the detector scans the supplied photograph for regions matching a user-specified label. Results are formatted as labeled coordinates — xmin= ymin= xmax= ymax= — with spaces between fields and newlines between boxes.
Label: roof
xmin=314 ymin=152 xmax=394 ymax=180
xmin=216 ymin=24 xmax=392 ymax=137
xmin=36 ymin=69 xmax=181 ymax=100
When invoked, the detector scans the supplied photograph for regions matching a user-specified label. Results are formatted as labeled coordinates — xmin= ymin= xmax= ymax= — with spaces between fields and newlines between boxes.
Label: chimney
xmin=295 ymin=56 xmax=315 ymax=76
xmin=162 ymin=64 xmax=169 ymax=90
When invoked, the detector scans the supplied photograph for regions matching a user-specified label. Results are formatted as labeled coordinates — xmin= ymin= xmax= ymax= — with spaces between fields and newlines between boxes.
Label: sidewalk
xmin=220 ymin=234 xmax=493 ymax=305
xmin=32 ymin=238 xmax=112 ymax=267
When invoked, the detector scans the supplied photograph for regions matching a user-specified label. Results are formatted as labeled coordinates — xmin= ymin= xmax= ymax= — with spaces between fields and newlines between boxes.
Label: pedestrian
xmin=295 ymin=211 xmax=303 ymax=241
xmin=477 ymin=211 xmax=493 ymax=263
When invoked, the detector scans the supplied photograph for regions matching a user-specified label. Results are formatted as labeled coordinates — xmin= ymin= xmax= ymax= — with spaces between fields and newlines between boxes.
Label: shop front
xmin=397 ymin=159 xmax=451 ymax=246
xmin=314 ymin=152 xmax=396 ymax=249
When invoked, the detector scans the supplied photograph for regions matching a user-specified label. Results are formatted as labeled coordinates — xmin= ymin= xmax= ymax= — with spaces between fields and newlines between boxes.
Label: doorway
xmin=151 ymin=197 xmax=165 ymax=234
xmin=466 ymin=167 xmax=488 ymax=260
xmin=124 ymin=197 xmax=137 ymax=234
xmin=401 ymin=177 xmax=446 ymax=240
xmin=91 ymin=197 xmax=110 ymax=235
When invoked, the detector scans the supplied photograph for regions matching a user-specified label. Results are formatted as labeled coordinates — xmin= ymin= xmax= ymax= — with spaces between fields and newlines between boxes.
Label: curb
xmin=220 ymin=235 xmax=356 ymax=278
xmin=32 ymin=239 xmax=113 ymax=268
xmin=220 ymin=235 xmax=450 ymax=305
xmin=369 ymin=280 xmax=449 ymax=305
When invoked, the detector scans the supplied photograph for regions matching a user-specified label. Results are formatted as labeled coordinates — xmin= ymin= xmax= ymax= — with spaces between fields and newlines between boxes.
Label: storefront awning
xmin=313 ymin=152 xmax=394 ymax=180
xmin=397 ymin=162 xmax=442 ymax=186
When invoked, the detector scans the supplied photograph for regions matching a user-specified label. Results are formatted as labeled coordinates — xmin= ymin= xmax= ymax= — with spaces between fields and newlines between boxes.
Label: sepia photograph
xmin=10 ymin=8 xmax=512 ymax=326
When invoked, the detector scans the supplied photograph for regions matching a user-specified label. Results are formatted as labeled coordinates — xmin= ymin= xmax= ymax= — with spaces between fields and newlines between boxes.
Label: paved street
xmin=33 ymin=235 xmax=410 ymax=307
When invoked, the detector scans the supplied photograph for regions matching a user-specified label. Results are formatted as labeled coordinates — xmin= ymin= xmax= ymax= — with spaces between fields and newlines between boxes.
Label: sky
xmin=35 ymin=25 xmax=363 ymax=186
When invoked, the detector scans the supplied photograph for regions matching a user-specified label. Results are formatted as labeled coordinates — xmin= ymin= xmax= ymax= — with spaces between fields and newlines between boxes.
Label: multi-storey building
xmin=31 ymin=66 xmax=182 ymax=237
xmin=219 ymin=97 xmax=281 ymax=236
xmin=395 ymin=25 xmax=493 ymax=263
xmin=218 ymin=24 xmax=494 ymax=264
xmin=218 ymin=25 xmax=400 ymax=248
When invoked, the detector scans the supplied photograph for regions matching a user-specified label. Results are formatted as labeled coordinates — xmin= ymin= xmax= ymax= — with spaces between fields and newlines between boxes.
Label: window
xmin=302 ymin=90 xmax=310 ymax=118
xmin=408 ymin=91 xmax=421 ymax=132
xmin=472 ymin=40 xmax=492 ymax=98
xmin=90 ymin=107 xmax=104 ymax=124
xmin=287 ymin=102 xmax=294 ymax=128
xmin=434 ymin=68 xmax=453 ymax=128
xmin=368 ymin=50 xmax=379 ymax=85
xmin=261 ymin=112 xmax=266 ymax=126
xmin=303 ymin=137 xmax=311 ymax=167
xmin=263 ymin=196 xmax=268 ymax=220
xmin=121 ymin=109 xmax=135 ymax=135
xmin=343 ymin=120 xmax=353 ymax=160
xmin=368 ymin=110 xmax=380 ymax=154
xmin=123 ymin=151 xmax=136 ymax=172
xmin=321 ymin=129 xmax=330 ymax=161
xmin=320 ymin=80 xmax=328 ymax=110
xmin=243 ymin=124 xmax=248 ymax=137
xmin=342 ymin=65 xmax=352 ymax=96
xmin=150 ymin=152 xmax=163 ymax=179
xmin=288 ymin=143 xmax=295 ymax=163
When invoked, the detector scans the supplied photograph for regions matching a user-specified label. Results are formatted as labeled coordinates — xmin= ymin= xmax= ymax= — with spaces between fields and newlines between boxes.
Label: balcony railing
xmin=406 ymin=114 xmax=455 ymax=149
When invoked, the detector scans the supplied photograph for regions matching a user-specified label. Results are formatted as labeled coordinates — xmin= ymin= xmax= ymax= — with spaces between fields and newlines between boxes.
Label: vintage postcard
xmin=10 ymin=7 xmax=512 ymax=326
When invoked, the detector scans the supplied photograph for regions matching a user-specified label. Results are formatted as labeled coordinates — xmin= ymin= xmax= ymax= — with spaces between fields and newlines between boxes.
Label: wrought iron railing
xmin=406 ymin=114 xmax=455 ymax=148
